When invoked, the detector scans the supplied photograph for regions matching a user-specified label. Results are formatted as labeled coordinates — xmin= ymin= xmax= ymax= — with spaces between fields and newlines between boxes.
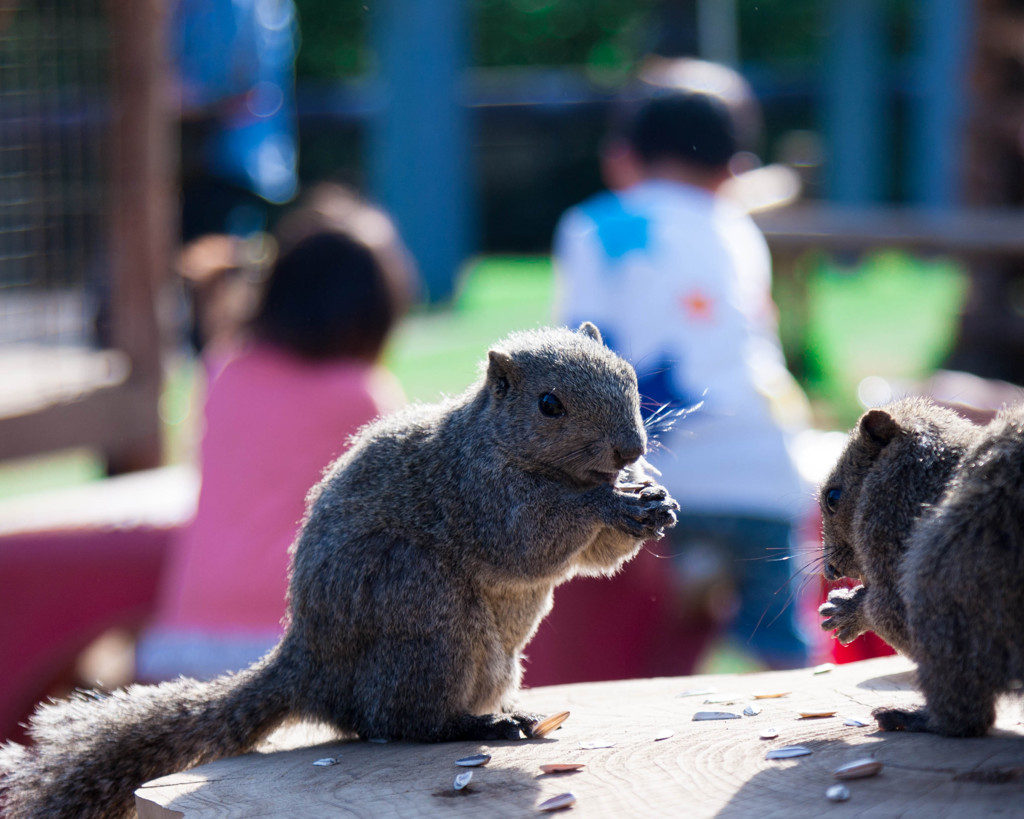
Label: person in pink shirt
xmin=137 ymin=187 xmax=414 ymax=681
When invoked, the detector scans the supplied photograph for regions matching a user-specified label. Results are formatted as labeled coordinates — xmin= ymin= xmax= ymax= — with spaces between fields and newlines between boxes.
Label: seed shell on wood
xmin=834 ymin=758 xmax=883 ymax=780
xmin=752 ymin=691 xmax=790 ymax=699
xmin=540 ymin=763 xmax=585 ymax=774
xmin=759 ymin=728 xmax=779 ymax=740
xmin=453 ymin=771 xmax=473 ymax=790
xmin=813 ymin=662 xmax=835 ymax=675
xmin=703 ymin=693 xmax=743 ymax=704
xmin=798 ymin=711 xmax=836 ymax=719
xmin=532 ymin=711 xmax=571 ymax=738
xmin=765 ymin=745 xmax=812 ymax=760
xmin=537 ymin=792 xmax=577 ymax=812
xmin=312 ymin=757 xmax=338 ymax=767
xmin=743 ymin=705 xmax=762 ymax=717
xmin=692 ymin=711 xmax=741 ymax=721
xmin=578 ymin=739 xmax=615 ymax=750
xmin=826 ymin=784 xmax=850 ymax=802
xmin=843 ymin=718 xmax=868 ymax=727
xmin=677 ymin=687 xmax=717 ymax=698
xmin=653 ymin=729 xmax=675 ymax=741
xmin=455 ymin=753 xmax=491 ymax=767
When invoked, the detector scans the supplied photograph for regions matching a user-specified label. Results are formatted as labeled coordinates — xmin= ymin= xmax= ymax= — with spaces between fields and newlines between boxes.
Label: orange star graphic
xmin=679 ymin=290 xmax=714 ymax=321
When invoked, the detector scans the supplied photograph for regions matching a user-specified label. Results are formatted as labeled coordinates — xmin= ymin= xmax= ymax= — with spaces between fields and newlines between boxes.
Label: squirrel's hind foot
xmin=872 ymin=706 xmax=930 ymax=733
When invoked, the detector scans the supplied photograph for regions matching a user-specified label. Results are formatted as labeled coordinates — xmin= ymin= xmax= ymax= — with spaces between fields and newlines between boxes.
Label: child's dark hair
xmin=626 ymin=90 xmax=736 ymax=169
xmin=251 ymin=185 xmax=415 ymax=362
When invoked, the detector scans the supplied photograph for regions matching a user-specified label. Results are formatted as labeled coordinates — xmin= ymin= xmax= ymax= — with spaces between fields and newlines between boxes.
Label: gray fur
xmin=818 ymin=396 xmax=1024 ymax=737
xmin=0 ymin=324 xmax=678 ymax=817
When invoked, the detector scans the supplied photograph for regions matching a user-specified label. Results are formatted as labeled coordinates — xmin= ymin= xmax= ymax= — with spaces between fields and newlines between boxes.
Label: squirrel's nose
xmin=823 ymin=563 xmax=840 ymax=581
xmin=613 ymin=442 xmax=645 ymax=469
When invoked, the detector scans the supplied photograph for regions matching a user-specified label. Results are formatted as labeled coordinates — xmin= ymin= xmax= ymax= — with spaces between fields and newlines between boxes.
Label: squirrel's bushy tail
xmin=0 ymin=651 xmax=293 ymax=819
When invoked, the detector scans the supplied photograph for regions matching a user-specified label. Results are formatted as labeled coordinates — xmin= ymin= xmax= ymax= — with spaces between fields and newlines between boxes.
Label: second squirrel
xmin=818 ymin=397 xmax=1023 ymax=737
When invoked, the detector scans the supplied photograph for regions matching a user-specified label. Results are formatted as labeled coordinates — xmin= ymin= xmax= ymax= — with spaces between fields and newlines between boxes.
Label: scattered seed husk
xmin=368 ymin=737 xmax=389 ymax=744
xmin=540 ymin=763 xmax=585 ymax=774
xmin=765 ymin=745 xmax=812 ymax=760
xmin=743 ymin=705 xmax=762 ymax=717
xmin=455 ymin=753 xmax=491 ymax=767
xmin=798 ymin=711 xmax=836 ymax=719
xmin=843 ymin=718 xmax=868 ymax=727
xmin=813 ymin=662 xmax=835 ymax=675
xmin=578 ymin=739 xmax=615 ymax=750
xmin=834 ymin=758 xmax=883 ymax=780
xmin=703 ymin=693 xmax=743 ymax=704
xmin=678 ymin=687 xmax=717 ymax=698
xmin=653 ymin=729 xmax=675 ymax=741
xmin=826 ymin=784 xmax=850 ymax=802
xmin=537 ymin=792 xmax=576 ymax=812
xmin=753 ymin=691 xmax=790 ymax=699
xmin=692 ymin=711 xmax=741 ymax=721
xmin=312 ymin=757 xmax=338 ymax=767
xmin=532 ymin=711 xmax=571 ymax=738
xmin=759 ymin=728 xmax=780 ymax=740
xmin=453 ymin=771 xmax=473 ymax=790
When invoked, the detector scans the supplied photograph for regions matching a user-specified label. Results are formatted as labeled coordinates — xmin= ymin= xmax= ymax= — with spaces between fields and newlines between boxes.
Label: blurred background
xmin=2 ymin=0 xmax=1024 ymax=742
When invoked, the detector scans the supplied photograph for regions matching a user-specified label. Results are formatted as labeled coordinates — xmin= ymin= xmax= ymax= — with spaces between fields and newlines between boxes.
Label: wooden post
xmin=104 ymin=0 xmax=175 ymax=473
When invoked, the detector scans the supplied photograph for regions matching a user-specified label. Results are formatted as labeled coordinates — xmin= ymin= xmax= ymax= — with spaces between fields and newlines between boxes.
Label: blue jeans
xmin=669 ymin=513 xmax=812 ymax=669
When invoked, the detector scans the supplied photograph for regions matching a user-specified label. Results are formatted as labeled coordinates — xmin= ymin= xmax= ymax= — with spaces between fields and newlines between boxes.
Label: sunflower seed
xmin=834 ymin=758 xmax=883 ymax=780
xmin=532 ymin=711 xmax=571 ymax=738
xmin=678 ymin=687 xmax=717 ymax=698
xmin=615 ymin=482 xmax=647 ymax=492
xmin=843 ymin=718 xmax=868 ymax=727
xmin=692 ymin=711 xmax=741 ymax=721
xmin=743 ymin=705 xmax=762 ymax=717
xmin=759 ymin=728 xmax=780 ymax=740
xmin=453 ymin=771 xmax=473 ymax=790
xmin=537 ymin=792 xmax=577 ymax=812
xmin=703 ymin=693 xmax=743 ymax=704
xmin=578 ymin=739 xmax=615 ymax=750
xmin=753 ymin=691 xmax=790 ymax=699
xmin=540 ymin=763 xmax=585 ymax=774
xmin=455 ymin=753 xmax=491 ymax=767
xmin=765 ymin=745 xmax=812 ymax=759
xmin=826 ymin=784 xmax=850 ymax=802
xmin=653 ymin=729 xmax=675 ymax=741
xmin=312 ymin=757 xmax=338 ymax=767
xmin=813 ymin=662 xmax=835 ymax=675
xmin=798 ymin=711 xmax=836 ymax=719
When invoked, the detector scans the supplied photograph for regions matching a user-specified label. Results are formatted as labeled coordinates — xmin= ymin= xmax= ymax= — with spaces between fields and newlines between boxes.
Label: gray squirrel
xmin=0 ymin=322 xmax=679 ymax=818
xmin=818 ymin=396 xmax=1024 ymax=737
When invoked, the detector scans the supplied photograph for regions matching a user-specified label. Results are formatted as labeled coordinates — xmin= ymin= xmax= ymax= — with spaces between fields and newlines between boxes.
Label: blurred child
xmin=137 ymin=186 xmax=415 ymax=681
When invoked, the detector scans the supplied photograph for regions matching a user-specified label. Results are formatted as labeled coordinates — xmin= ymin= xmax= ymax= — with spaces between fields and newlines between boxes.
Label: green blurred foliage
xmin=293 ymin=0 xmax=669 ymax=80
xmin=737 ymin=0 xmax=821 ymax=65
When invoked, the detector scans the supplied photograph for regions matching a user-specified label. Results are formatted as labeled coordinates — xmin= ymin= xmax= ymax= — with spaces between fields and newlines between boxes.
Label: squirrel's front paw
xmin=616 ymin=484 xmax=679 ymax=540
xmin=818 ymin=586 xmax=867 ymax=645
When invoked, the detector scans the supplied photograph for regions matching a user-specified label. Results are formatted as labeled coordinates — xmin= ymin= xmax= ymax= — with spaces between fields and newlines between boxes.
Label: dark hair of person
xmin=625 ymin=90 xmax=737 ymax=169
xmin=250 ymin=187 xmax=415 ymax=362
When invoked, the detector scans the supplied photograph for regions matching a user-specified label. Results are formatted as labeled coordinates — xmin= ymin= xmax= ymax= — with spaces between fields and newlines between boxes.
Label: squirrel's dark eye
xmin=824 ymin=487 xmax=842 ymax=514
xmin=538 ymin=393 xmax=566 ymax=417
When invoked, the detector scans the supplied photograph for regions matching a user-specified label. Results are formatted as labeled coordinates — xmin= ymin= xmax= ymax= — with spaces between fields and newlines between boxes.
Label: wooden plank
xmin=754 ymin=204 xmax=1024 ymax=258
xmin=135 ymin=655 xmax=1024 ymax=817
xmin=0 ymin=381 xmax=159 ymax=463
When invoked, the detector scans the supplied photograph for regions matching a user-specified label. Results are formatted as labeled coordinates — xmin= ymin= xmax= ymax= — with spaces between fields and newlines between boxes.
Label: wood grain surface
xmin=135 ymin=656 xmax=1024 ymax=818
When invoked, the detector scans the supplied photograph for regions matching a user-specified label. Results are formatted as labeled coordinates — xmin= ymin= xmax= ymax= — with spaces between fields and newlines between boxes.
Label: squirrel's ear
xmin=578 ymin=321 xmax=603 ymax=345
xmin=487 ymin=350 xmax=520 ymax=398
xmin=860 ymin=408 xmax=900 ymax=448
